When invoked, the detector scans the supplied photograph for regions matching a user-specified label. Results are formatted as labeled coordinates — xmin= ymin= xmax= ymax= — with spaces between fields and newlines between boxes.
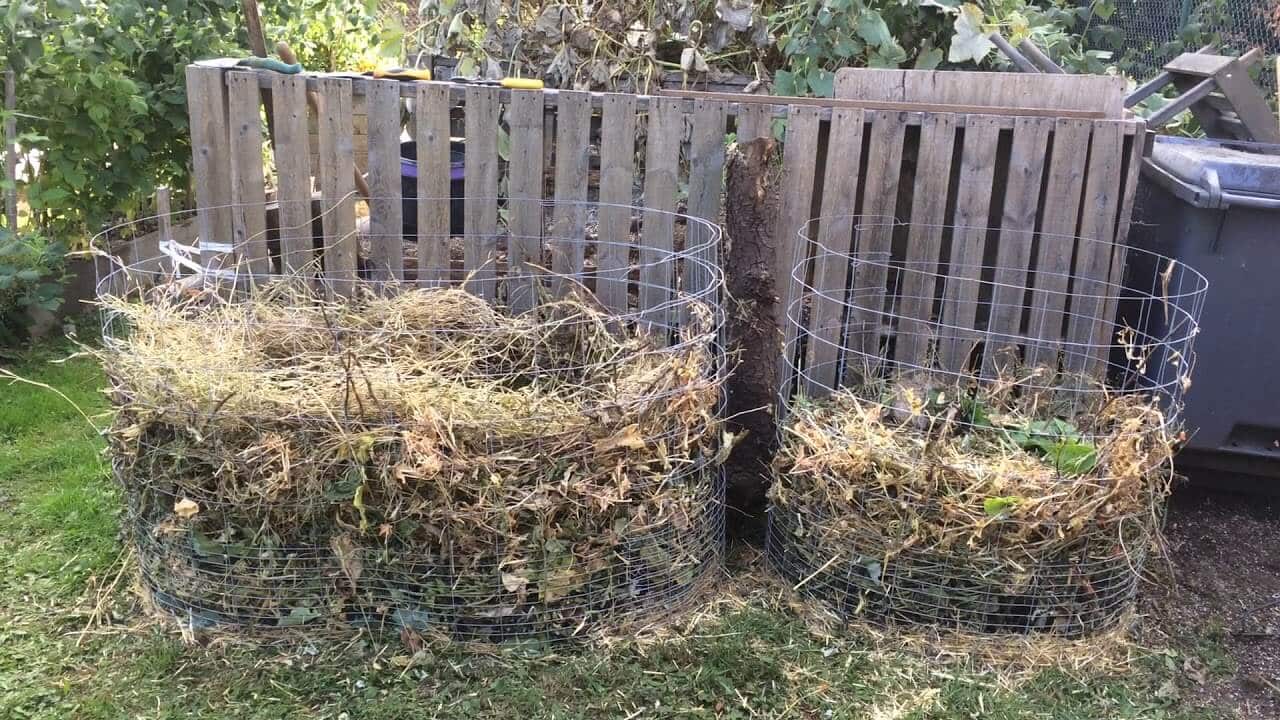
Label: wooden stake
xmin=4 ymin=69 xmax=17 ymax=231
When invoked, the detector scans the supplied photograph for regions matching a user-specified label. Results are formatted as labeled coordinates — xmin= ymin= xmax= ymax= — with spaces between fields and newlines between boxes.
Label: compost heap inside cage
xmin=103 ymin=280 xmax=722 ymax=639
xmin=770 ymin=365 xmax=1177 ymax=636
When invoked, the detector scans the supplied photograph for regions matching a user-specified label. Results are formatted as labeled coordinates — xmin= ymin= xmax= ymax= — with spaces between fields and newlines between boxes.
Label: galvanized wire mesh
xmin=767 ymin=218 xmax=1207 ymax=636
xmin=1101 ymin=0 xmax=1279 ymax=96
xmin=94 ymin=198 xmax=726 ymax=643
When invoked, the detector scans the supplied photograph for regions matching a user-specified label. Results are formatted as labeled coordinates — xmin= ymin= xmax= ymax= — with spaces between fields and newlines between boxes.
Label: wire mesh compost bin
xmin=767 ymin=218 xmax=1206 ymax=636
xmin=97 ymin=194 xmax=725 ymax=641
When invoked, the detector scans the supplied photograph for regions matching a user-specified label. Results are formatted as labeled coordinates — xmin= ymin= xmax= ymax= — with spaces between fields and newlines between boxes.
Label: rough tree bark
xmin=723 ymin=137 xmax=782 ymax=536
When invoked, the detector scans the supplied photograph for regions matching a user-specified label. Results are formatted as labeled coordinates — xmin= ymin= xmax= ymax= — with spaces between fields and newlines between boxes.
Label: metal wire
xmin=767 ymin=217 xmax=1207 ymax=637
xmin=94 ymin=198 xmax=727 ymax=642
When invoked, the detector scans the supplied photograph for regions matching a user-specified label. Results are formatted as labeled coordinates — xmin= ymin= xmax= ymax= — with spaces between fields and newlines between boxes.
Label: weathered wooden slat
xmin=365 ymin=78 xmax=404 ymax=282
xmin=663 ymin=87 xmax=1108 ymax=120
xmin=803 ymin=107 xmax=866 ymax=394
xmin=845 ymin=110 xmax=907 ymax=374
xmin=4 ymin=70 xmax=16 ymax=232
xmin=226 ymin=71 xmax=269 ymax=275
xmin=596 ymin=93 xmax=638 ymax=314
xmin=463 ymin=86 xmax=500 ymax=299
xmin=775 ymin=105 xmax=823 ymax=393
xmin=316 ymin=77 xmax=358 ymax=296
xmin=1095 ymin=121 xmax=1148 ymax=372
xmin=640 ymin=96 xmax=682 ymax=320
xmin=938 ymin=115 xmax=1002 ymax=371
xmin=834 ymin=68 xmax=1126 ymax=118
xmin=685 ymin=98 xmax=728 ymax=304
xmin=1026 ymin=118 xmax=1092 ymax=368
xmin=894 ymin=112 xmax=959 ymax=367
xmin=506 ymin=89 xmax=546 ymax=311
xmin=185 ymin=65 xmax=234 ymax=272
xmin=154 ymin=186 xmax=174 ymax=277
xmin=735 ymin=102 xmax=773 ymax=141
xmin=984 ymin=116 xmax=1053 ymax=374
xmin=413 ymin=83 xmax=451 ymax=286
xmin=550 ymin=90 xmax=592 ymax=297
xmin=271 ymin=73 xmax=314 ymax=275
xmin=1065 ymin=120 xmax=1124 ymax=375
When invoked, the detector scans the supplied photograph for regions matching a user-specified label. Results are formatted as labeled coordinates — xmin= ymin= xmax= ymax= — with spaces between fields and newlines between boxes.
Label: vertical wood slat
xmin=1026 ymin=119 xmax=1092 ymax=368
xmin=640 ymin=96 xmax=682 ymax=320
xmin=463 ymin=86 xmax=500 ymax=299
xmin=366 ymin=78 xmax=403 ymax=282
xmin=414 ymin=83 xmax=451 ymax=287
xmin=894 ymin=112 xmax=959 ymax=367
xmin=155 ymin=186 xmax=174 ymax=277
xmin=775 ymin=105 xmax=823 ymax=393
xmin=506 ymin=89 xmax=546 ymax=311
xmin=939 ymin=115 xmax=1002 ymax=371
xmin=845 ymin=111 xmax=907 ymax=378
xmin=1095 ymin=121 xmax=1148 ymax=372
xmin=186 ymin=65 xmax=234 ymax=272
xmin=316 ymin=77 xmax=358 ymax=296
xmin=596 ymin=93 xmax=638 ymax=314
xmin=1066 ymin=120 xmax=1125 ymax=375
xmin=685 ymin=99 xmax=728 ymax=307
xmin=4 ymin=70 xmax=16 ymax=231
xmin=550 ymin=90 xmax=592 ymax=296
xmin=804 ymin=107 xmax=866 ymax=394
xmin=271 ymin=73 xmax=314 ymax=275
xmin=226 ymin=71 xmax=269 ymax=275
xmin=984 ymin=116 xmax=1053 ymax=373
xmin=735 ymin=103 xmax=773 ymax=142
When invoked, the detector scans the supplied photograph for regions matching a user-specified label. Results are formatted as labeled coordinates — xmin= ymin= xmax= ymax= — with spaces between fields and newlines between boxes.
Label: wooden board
xmin=1065 ymin=120 xmax=1124 ymax=375
xmin=596 ymin=92 xmax=638 ymax=314
xmin=1026 ymin=118 xmax=1093 ymax=368
xmin=894 ymin=112 xmax=959 ymax=367
xmin=735 ymin=102 xmax=773 ymax=142
xmin=365 ymin=78 xmax=403 ymax=283
xmin=984 ymin=116 xmax=1053 ymax=374
xmin=506 ymin=89 xmax=546 ymax=311
xmin=550 ymin=90 xmax=592 ymax=297
xmin=463 ymin=86 xmax=500 ymax=299
xmin=316 ymin=77 xmax=358 ymax=296
xmin=774 ymin=105 xmax=822 ymax=391
xmin=685 ymin=98 xmax=728 ymax=306
xmin=640 ymin=96 xmax=682 ymax=321
xmin=226 ymin=71 xmax=269 ymax=275
xmin=413 ymin=83 xmax=451 ymax=286
xmin=271 ymin=73 xmax=314 ymax=275
xmin=1096 ymin=122 xmax=1149 ymax=371
xmin=938 ymin=115 xmax=1002 ymax=371
xmin=803 ymin=107 xmax=865 ymax=394
xmin=835 ymin=68 xmax=1126 ymax=118
xmin=185 ymin=65 xmax=234 ymax=272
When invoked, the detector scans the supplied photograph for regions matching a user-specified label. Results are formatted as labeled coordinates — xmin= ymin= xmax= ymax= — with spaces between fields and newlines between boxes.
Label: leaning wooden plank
xmin=550 ymin=90 xmax=592 ymax=297
xmin=1064 ymin=120 xmax=1124 ymax=376
xmin=596 ymin=92 xmax=638 ymax=314
xmin=463 ymin=86 xmax=500 ymax=299
xmin=365 ymin=78 xmax=404 ymax=283
xmin=505 ymin=89 xmax=546 ymax=311
xmin=775 ymin=105 xmax=823 ymax=394
xmin=1026 ymin=118 xmax=1092 ymax=368
xmin=845 ymin=110 xmax=908 ymax=373
xmin=226 ymin=71 xmax=270 ymax=276
xmin=316 ymin=77 xmax=358 ymax=297
xmin=984 ymin=116 xmax=1053 ymax=374
xmin=414 ymin=83 xmax=451 ymax=287
xmin=803 ymin=107 xmax=866 ymax=394
xmin=834 ymin=68 xmax=1126 ymax=117
xmin=664 ymin=88 xmax=1109 ymax=120
xmin=185 ymin=65 xmax=234 ymax=273
xmin=271 ymin=73 xmax=314 ymax=275
xmin=1094 ymin=120 xmax=1148 ymax=374
xmin=938 ymin=114 xmax=1002 ymax=372
xmin=894 ymin=112 xmax=959 ymax=367
xmin=684 ymin=98 xmax=728 ymax=307
xmin=639 ymin=96 xmax=683 ymax=320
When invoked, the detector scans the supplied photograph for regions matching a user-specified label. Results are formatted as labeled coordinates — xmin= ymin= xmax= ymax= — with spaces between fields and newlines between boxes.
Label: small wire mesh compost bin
xmin=768 ymin=218 xmax=1207 ymax=636
xmin=95 ymin=197 xmax=725 ymax=642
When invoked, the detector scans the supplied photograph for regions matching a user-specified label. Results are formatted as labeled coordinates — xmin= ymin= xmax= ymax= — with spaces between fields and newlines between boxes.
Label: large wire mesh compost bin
xmin=767 ymin=218 xmax=1207 ymax=636
xmin=95 ymin=197 xmax=726 ymax=642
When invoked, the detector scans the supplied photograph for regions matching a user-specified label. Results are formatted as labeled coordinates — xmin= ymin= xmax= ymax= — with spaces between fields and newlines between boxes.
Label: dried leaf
xmin=173 ymin=498 xmax=199 ymax=519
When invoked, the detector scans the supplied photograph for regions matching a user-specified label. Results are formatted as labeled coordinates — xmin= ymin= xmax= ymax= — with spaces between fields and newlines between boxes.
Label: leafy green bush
xmin=0 ymin=227 xmax=64 ymax=345
xmin=261 ymin=0 xmax=405 ymax=72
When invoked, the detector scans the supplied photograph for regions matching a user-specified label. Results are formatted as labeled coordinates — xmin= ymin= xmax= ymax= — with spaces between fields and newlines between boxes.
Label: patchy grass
xmin=0 ymin=346 xmax=1237 ymax=719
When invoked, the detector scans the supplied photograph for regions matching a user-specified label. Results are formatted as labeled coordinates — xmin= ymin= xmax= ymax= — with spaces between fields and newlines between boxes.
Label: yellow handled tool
xmin=450 ymin=76 xmax=545 ymax=90
xmin=369 ymin=67 xmax=433 ymax=81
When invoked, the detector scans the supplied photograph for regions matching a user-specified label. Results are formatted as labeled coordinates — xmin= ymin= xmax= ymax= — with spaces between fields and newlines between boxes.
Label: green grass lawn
xmin=0 ymin=347 xmax=1231 ymax=719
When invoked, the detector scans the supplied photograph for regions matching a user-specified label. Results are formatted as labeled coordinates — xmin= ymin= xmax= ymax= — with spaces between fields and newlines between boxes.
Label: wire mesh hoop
xmin=94 ymin=198 xmax=726 ymax=643
xmin=768 ymin=217 xmax=1208 ymax=637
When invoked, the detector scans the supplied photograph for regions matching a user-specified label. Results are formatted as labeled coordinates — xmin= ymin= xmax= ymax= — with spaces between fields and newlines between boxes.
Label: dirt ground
xmin=1146 ymin=483 xmax=1280 ymax=719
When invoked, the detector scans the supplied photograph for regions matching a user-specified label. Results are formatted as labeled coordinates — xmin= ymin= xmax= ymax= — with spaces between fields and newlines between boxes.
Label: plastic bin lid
xmin=1151 ymin=136 xmax=1280 ymax=199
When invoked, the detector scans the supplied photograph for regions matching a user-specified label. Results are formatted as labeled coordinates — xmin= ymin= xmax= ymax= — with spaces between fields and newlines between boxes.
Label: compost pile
xmin=103 ymin=280 xmax=722 ymax=639
xmin=770 ymin=367 xmax=1177 ymax=636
